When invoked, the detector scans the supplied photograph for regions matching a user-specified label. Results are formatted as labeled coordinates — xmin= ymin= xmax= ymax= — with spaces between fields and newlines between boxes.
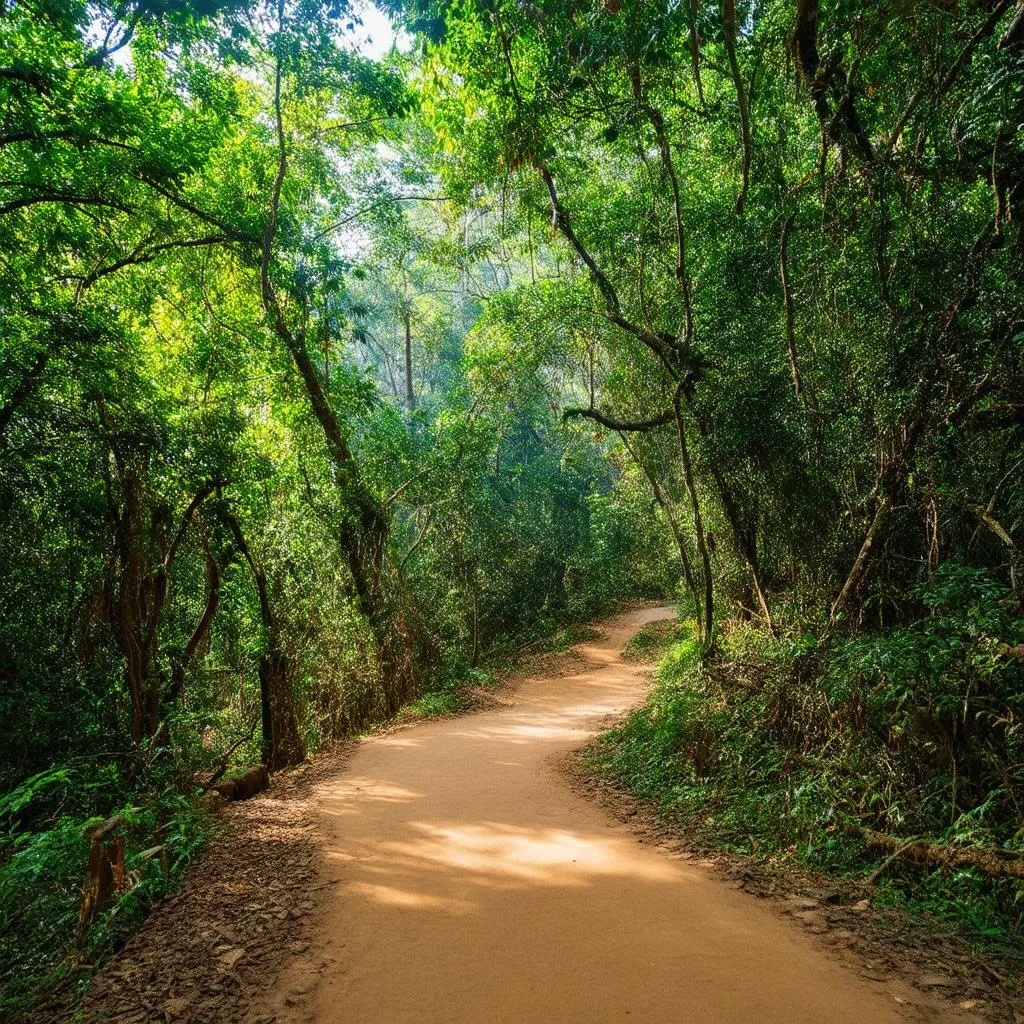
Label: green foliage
xmin=0 ymin=767 xmax=214 ymax=1019
xmin=592 ymin=569 xmax=1024 ymax=948
xmin=1 ymin=2 xmax=670 ymax=1013
xmin=621 ymin=617 xmax=683 ymax=662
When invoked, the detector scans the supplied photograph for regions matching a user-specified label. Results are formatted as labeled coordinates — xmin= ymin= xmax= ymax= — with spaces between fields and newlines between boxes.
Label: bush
xmin=0 ymin=763 xmax=213 ymax=1020
xmin=590 ymin=566 xmax=1024 ymax=947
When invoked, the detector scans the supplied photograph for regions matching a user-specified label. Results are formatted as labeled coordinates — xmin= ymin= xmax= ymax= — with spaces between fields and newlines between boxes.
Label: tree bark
xmin=672 ymin=388 xmax=714 ymax=648
xmin=621 ymin=433 xmax=704 ymax=635
xmin=166 ymin=529 xmax=222 ymax=707
xmin=688 ymin=0 xmax=706 ymax=107
xmin=563 ymin=406 xmax=674 ymax=432
xmin=0 ymin=348 xmax=51 ymax=436
xmin=404 ymin=308 xmax=415 ymax=409
xmin=780 ymin=211 xmax=803 ymax=396
xmin=629 ymin=65 xmax=695 ymax=347
xmin=222 ymin=508 xmax=305 ymax=770
xmin=862 ymin=829 xmax=1024 ymax=880
xmin=828 ymin=497 xmax=890 ymax=627
xmin=722 ymin=0 xmax=751 ymax=213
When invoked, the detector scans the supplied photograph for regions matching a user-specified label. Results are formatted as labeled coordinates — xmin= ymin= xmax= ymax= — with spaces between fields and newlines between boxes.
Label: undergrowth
xmin=404 ymin=618 xmax=611 ymax=720
xmin=404 ymin=667 xmax=497 ymax=719
xmin=0 ymin=762 xmax=214 ymax=1021
xmin=622 ymin=618 xmax=684 ymax=662
xmin=588 ymin=565 xmax=1024 ymax=960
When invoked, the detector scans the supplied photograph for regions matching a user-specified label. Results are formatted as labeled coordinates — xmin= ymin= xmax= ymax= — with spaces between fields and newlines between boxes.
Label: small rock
xmin=163 ymin=997 xmax=191 ymax=1018
xmin=199 ymin=791 xmax=226 ymax=813
xmin=798 ymin=910 xmax=829 ymax=933
xmin=816 ymin=889 xmax=842 ymax=904
xmin=958 ymin=1000 xmax=983 ymax=1010
xmin=218 ymin=947 xmax=245 ymax=969
xmin=782 ymin=897 xmax=819 ymax=913
xmin=916 ymin=973 xmax=954 ymax=989
xmin=849 ymin=898 xmax=871 ymax=912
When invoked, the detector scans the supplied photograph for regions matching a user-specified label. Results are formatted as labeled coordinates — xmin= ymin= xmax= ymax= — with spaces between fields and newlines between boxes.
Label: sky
xmin=96 ymin=2 xmax=413 ymax=68
xmin=353 ymin=2 xmax=413 ymax=59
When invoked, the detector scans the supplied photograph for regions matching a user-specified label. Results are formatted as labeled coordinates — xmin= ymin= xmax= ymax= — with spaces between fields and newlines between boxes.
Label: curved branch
xmin=883 ymin=0 xmax=1014 ymax=158
xmin=630 ymin=65 xmax=695 ymax=346
xmin=73 ymin=235 xmax=228 ymax=294
xmin=562 ymin=406 xmax=674 ymax=432
xmin=722 ymin=0 xmax=751 ymax=212
xmin=538 ymin=166 xmax=677 ymax=366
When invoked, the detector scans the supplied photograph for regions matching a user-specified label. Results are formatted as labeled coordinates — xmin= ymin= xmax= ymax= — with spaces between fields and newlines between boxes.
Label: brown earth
xmin=256 ymin=605 xmax=986 ymax=1024
xmin=80 ymin=604 xmax=1005 ymax=1024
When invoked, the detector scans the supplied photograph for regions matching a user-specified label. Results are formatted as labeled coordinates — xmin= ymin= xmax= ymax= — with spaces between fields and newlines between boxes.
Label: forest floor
xmin=76 ymin=606 xmax=1015 ymax=1024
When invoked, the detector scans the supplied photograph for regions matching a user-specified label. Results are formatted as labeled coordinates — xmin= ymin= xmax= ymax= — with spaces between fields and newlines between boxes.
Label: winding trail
xmin=266 ymin=606 xmax=962 ymax=1023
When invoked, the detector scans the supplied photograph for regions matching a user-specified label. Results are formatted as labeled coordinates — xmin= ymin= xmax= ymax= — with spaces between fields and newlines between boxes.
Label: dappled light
xmin=350 ymin=819 xmax=680 ymax=891
xmin=288 ymin=609 xmax=914 ymax=1024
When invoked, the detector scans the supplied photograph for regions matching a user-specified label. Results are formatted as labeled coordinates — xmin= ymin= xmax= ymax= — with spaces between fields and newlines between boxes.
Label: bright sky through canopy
xmin=352 ymin=2 xmax=411 ymax=58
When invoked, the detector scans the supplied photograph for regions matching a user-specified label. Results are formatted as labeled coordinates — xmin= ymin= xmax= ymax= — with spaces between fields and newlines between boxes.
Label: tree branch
xmin=562 ymin=406 xmax=674 ymax=432
xmin=883 ymin=0 xmax=1014 ymax=158
xmin=722 ymin=0 xmax=751 ymax=212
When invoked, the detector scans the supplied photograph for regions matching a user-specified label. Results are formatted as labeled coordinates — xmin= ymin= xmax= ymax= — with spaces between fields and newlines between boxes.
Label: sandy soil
xmin=257 ymin=605 xmax=985 ymax=1024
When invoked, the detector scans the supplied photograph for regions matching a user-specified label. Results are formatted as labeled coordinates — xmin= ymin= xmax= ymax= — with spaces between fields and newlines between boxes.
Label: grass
xmin=621 ymin=618 xmax=684 ymax=662
xmin=585 ymin=615 xmax=1024 ymax=965
xmin=403 ymin=667 xmax=498 ymax=721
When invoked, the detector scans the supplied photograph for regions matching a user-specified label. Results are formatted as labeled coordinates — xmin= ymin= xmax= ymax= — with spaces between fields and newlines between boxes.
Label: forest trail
xmin=263 ymin=606 xmax=968 ymax=1024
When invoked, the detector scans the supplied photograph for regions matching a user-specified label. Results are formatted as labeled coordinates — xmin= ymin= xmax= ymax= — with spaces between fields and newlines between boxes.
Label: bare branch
xmin=562 ymin=406 xmax=674 ymax=432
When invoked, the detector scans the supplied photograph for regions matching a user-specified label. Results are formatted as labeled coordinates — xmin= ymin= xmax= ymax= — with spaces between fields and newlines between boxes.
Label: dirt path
xmin=260 ymin=606 xmax=980 ymax=1024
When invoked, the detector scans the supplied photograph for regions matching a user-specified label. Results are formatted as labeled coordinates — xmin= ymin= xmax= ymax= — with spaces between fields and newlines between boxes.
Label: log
xmin=862 ymin=829 xmax=1024 ymax=879
xmin=77 ymin=820 xmax=127 ymax=938
xmin=212 ymin=765 xmax=270 ymax=802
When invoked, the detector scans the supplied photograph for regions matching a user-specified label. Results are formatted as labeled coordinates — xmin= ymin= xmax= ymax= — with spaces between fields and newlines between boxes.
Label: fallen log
xmin=77 ymin=814 xmax=129 ymax=940
xmin=212 ymin=765 xmax=270 ymax=802
xmin=202 ymin=718 xmax=259 ymax=792
xmin=862 ymin=829 xmax=1024 ymax=880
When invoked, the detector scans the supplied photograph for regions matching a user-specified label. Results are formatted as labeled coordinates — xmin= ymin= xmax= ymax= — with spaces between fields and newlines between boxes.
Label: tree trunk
xmin=828 ymin=497 xmax=890 ymax=627
xmin=621 ymin=433 xmax=704 ymax=635
xmin=166 ymin=530 xmax=222 ymax=708
xmin=404 ymin=308 xmax=415 ymax=409
xmin=257 ymin=48 xmax=418 ymax=717
xmin=688 ymin=0 xmax=706 ymax=107
xmin=222 ymin=508 xmax=305 ymax=770
xmin=722 ymin=0 xmax=751 ymax=212
xmin=672 ymin=388 xmax=714 ymax=648
xmin=99 ymin=400 xmax=213 ymax=744
xmin=780 ymin=211 xmax=803 ymax=396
